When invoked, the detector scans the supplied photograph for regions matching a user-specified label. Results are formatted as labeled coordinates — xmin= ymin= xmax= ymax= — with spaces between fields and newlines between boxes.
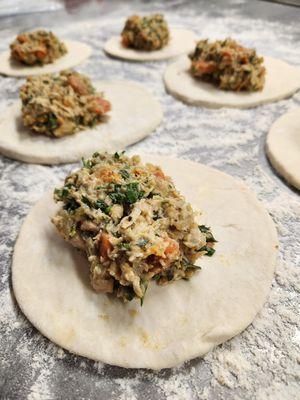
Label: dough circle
xmin=104 ymin=29 xmax=197 ymax=61
xmin=0 ymin=40 xmax=92 ymax=77
xmin=12 ymin=156 xmax=278 ymax=370
xmin=0 ymin=81 xmax=162 ymax=164
xmin=164 ymin=56 xmax=300 ymax=108
xmin=266 ymin=108 xmax=300 ymax=190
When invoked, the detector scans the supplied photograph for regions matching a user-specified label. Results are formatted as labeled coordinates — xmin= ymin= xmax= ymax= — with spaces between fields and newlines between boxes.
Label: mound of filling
xmin=189 ymin=38 xmax=266 ymax=91
xmin=52 ymin=152 xmax=216 ymax=304
xmin=19 ymin=70 xmax=111 ymax=138
xmin=10 ymin=30 xmax=67 ymax=66
xmin=121 ymin=14 xmax=169 ymax=51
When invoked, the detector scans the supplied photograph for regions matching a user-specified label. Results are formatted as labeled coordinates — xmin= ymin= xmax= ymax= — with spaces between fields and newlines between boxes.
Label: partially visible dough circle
xmin=164 ymin=56 xmax=300 ymax=108
xmin=104 ymin=29 xmax=197 ymax=61
xmin=0 ymin=40 xmax=92 ymax=77
xmin=266 ymin=108 xmax=300 ymax=190
xmin=12 ymin=156 xmax=278 ymax=370
xmin=0 ymin=81 xmax=162 ymax=164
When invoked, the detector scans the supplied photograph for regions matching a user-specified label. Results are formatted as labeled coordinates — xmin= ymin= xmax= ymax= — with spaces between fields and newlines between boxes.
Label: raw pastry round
xmin=104 ymin=29 xmax=197 ymax=61
xmin=164 ymin=56 xmax=300 ymax=108
xmin=0 ymin=81 xmax=162 ymax=164
xmin=0 ymin=40 xmax=92 ymax=77
xmin=12 ymin=156 xmax=278 ymax=370
xmin=266 ymin=108 xmax=300 ymax=190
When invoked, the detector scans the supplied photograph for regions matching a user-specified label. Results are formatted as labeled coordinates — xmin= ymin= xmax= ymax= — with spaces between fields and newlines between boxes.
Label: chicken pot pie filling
xmin=121 ymin=14 xmax=170 ymax=51
xmin=189 ymin=38 xmax=266 ymax=92
xmin=10 ymin=30 xmax=67 ymax=66
xmin=20 ymin=70 xmax=111 ymax=138
xmin=52 ymin=152 xmax=216 ymax=304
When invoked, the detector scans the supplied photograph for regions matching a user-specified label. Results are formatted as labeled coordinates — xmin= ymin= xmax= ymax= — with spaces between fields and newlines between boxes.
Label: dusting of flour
xmin=0 ymin=1 xmax=299 ymax=399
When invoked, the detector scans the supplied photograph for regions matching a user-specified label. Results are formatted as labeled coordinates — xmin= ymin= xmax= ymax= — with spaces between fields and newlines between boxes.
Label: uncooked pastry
xmin=0 ymin=81 xmax=162 ymax=164
xmin=266 ymin=108 xmax=300 ymax=190
xmin=12 ymin=156 xmax=278 ymax=370
xmin=104 ymin=29 xmax=197 ymax=61
xmin=0 ymin=40 xmax=92 ymax=77
xmin=164 ymin=56 xmax=300 ymax=108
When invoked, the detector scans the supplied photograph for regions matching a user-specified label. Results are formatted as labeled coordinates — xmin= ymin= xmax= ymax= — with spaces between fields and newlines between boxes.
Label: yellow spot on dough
xmin=128 ymin=309 xmax=138 ymax=317
xmin=119 ymin=336 xmax=127 ymax=348
xmin=137 ymin=327 xmax=165 ymax=350
xmin=218 ymin=254 xmax=231 ymax=266
xmin=99 ymin=313 xmax=109 ymax=321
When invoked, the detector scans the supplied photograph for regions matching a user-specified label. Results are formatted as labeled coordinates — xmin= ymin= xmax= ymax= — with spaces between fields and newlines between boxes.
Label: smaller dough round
xmin=266 ymin=108 xmax=300 ymax=190
xmin=104 ymin=29 xmax=197 ymax=62
xmin=164 ymin=56 xmax=300 ymax=108
xmin=0 ymin=81 xmax=162 ymax=164
xmin=0 ymin=40 xmax=92 ymax=77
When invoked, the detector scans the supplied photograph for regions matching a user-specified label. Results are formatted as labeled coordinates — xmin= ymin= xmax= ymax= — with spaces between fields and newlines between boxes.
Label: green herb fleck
xmin=119 ymin=169 xmax=130 ymax=180
xmin=140 ymin=279 xmax=148 ymax=306
xmin=82 ymin=157 xmax=93 ymax=169
xmin=54 ymin=187 xmax=69 ymax=199
xmin=198 ymin=225 xmax=217 ymax=242
xmin=183 ymin=260 xmax=202 ymax=271
xmin=199 ymin=245 xmax=215 ymax=257
xmin=81 ymin=196 xmax=92 ymax=207
xmin=118 ymin=242 xmax=131 ymax=251
xmin=114 ymin=151 xmax=125 ymax=160
xmin=64 ymin=198 xmax=80 ymax=213
xmin=69 ymin=224 xmax=77 ymax=238
xmin=94 ymin=199 xmax=111 ymax=215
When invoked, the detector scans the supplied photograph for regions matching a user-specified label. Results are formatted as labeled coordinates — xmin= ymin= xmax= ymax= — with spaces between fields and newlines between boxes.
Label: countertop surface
xmin=0 ymin=1 xmax=299 ymax=399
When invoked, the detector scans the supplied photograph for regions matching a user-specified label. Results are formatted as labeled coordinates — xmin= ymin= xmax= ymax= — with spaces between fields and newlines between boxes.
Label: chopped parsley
xmin=69 ymin=224 xmax=77 ymax=238
xmin=183 ymin=260 xmax=201 ymax=271
xmin=82 ymin=157 xmax=93 ymax=169
xmin=54 ymin=187 xmax=69 ymax=199
xmin=109 ymin=182 xmax=145 ymax=206
xmin=199 ymin=245 xmax=215 ymax=257
xmin=198 ymin=225 xmax=217 ymax=243
xmin=118 ymin=242 xmax=131 ymax=251
xmin=119 ymin=169 xmax=130 ymax=180
xmin=94 ymin=199 xmax=111 ymax=215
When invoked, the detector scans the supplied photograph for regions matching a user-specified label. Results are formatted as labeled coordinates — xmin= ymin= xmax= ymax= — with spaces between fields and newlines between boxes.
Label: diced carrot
xmin=17 ymin=35 xmax=28 ymax=43
xmin=99 ymin=233 xmax=113 ymax=260
xmin=164 ymin=238 xmax=179 ymax=256
xmin=35 ymin=49 xmax=46 ymax=59
xmin=221 ymin=50 xmax=232 ymax=60
xmin=68 ymin=75 xmax=89 ymax=95
xmin=121 ymin=36 xmax=130 ymax=47
xmin=96 ymin=167 xmax=120 ymax=183
xmin=154 ymin=168 xmax=165 ymax=179
xmin=94 ymin=98 xmax=111 ymax=115
xmin=193 ymin=60 xmax=216 ymax=74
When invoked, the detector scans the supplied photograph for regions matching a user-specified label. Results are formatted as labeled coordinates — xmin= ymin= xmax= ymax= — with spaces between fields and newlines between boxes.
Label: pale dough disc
xmin=164 ymin=56 xmax=300 ymax=108
xmin=266 ymin=108 xmax=300 ymax=190
xmin=12 ymin=156 xmax=278 ymax=370
xmin=0 ymin=81 xmax=162 ymax=164
xmin=0 ymin=40 xmax=92 ymax=77
xmin=104 ymin=29 xmax=197 ymax=61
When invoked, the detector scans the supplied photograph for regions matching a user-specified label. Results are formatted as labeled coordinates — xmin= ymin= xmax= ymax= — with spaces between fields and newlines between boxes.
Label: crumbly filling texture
xmin=121 ymin=14 xmax=170 ymax=51
xmin=19 ymin=70 xmax=111 ymax=138
xmin=189 ymin=38 xmax=266 ymax=92
xmin=10 ymin=30 xmax=67 ymax=66
xmin=52 ymin=152 xmax=216 ymax=303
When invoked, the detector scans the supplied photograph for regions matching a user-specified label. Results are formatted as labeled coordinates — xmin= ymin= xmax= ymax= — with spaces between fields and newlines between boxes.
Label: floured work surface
xmin=0 ymin=1 xmax=299 ymax=399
